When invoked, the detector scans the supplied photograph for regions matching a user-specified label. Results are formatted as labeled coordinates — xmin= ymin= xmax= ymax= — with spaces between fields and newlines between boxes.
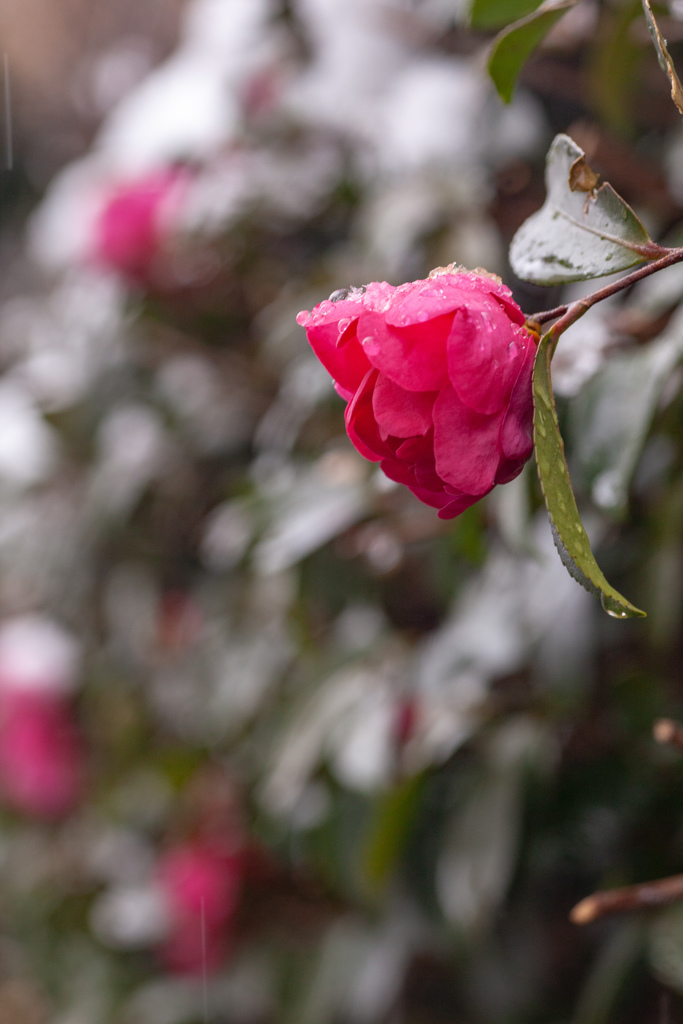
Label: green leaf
xmin=568 ymin=312 xmax=683 ymax=517
xmin=533 ymin=330 xmax=646 ymax=619
xmin=470 ymin=0 xmax=541 ymax=32
xmin=488 ymin=0 xmax=576 ymax=103
xmin=510 ymin=134 xmax=662 ymax=284
xmin=587 ymin=0 xmax=643 ymax=137
xmin=362 ymin=773 xmax=424 ymax=889
xmin=642 ymin=0 xmax=683 ymax=118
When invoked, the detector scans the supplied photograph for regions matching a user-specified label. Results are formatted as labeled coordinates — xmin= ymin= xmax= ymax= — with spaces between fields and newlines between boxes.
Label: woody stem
xmin=528 ymin=247 xmax=683 ymax=343
xmin=570 ymin=874 xmax=683 ymax=924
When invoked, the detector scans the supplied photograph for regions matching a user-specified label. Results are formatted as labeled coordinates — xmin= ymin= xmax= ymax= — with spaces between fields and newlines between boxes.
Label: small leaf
xmin=470 ymin=0 xmax=541 ymax=32
xmin=510 ymin=134 xmax=663 ymax=284
xmin=642 ymin=0 xmax=683 ymax=118
xmin=533 ymin=330 xmax=646 ymax=619
xmin=568 ymin=312 xmax=683 ymax=517
xmin=488 ymin=0 xmax=577 ymax=103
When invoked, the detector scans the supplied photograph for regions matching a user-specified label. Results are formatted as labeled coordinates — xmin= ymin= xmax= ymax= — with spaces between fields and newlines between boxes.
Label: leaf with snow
xmin=510 ymin=134 xmax=664 ymax=284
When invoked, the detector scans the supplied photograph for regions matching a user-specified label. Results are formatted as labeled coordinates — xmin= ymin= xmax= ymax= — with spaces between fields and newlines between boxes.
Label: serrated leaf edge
xmin=533 ymin=331 xmax=646 ymax=619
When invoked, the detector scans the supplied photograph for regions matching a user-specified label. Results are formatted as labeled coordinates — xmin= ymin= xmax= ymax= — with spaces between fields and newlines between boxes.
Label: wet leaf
xmin=642 ymin=0 xmax=683 ymax=118
xmin=488 ymin=0 xmax=577 ymax=102
xmin=510 ymin=134 xmax=662 ymax=284
xmin=568 ymin=309 xmax=683 ymax=517
xmin=533 ymin=330 xmax=646 ymax=618
xmin=470 ymin=0 xmax=541 ymax=32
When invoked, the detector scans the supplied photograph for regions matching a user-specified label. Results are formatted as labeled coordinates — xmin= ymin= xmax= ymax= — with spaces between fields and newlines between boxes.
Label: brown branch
xmin=570 ymin=874 xmax=683 ymax=925
xmin=529 ymin=304 xmax=569 ymax=326
xmin=653 ymin=718 xmax=683 ymax=753
xmin=528 ymin=247 xmax=683 ymax=338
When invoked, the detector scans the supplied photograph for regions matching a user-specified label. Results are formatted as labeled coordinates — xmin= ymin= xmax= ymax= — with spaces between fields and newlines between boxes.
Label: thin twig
xmin=527 ymin=247 xmax=683 ymax=339
xmin=653 ymin=718 xmax=683 ymax=753
xmin=529 ymin=304 xmax=569 ymax=325
xmin=571 ymin=874 xmax=683 ymax=924
xmin=547 ymin=248 xmax=683 ymax=349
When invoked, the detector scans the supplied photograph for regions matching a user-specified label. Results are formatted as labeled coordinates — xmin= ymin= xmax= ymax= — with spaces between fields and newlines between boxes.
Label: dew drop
xmin=601 ymin=593 xmax=629 ymax=618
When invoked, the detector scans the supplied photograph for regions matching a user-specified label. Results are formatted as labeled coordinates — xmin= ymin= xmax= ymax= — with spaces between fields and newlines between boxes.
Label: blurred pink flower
xmin=156 ymin=841 xmax=242 ymax=975
xmin=0 ymin=616 xmax=83 ymax=819
xmin=0 ymin=690 xmax=83 ymax=819
xmin=92 ymin=168 xmax=189 ymax=284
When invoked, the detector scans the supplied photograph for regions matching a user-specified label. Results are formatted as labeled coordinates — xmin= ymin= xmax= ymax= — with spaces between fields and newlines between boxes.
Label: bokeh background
xmin=2 ymin=1 xmax=683 ymax=1022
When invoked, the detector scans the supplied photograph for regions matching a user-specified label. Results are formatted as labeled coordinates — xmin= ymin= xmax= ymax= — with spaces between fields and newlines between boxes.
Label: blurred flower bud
xmin=156 ymin=841 xmax=242 ymax=975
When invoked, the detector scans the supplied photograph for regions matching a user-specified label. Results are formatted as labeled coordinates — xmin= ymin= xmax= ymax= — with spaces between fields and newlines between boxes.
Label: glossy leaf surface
xmin=488 ymin=0 xmax=576 ymax=102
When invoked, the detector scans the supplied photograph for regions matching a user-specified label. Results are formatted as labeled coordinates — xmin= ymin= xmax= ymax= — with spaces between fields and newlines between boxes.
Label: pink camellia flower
xmin=92 ymin=168 xmax=189 ymax=285
xmin=0 ymin=615 xmax=83 ymax=819
xmin=156 ymin=841 xmax=242 ymax=975
xmin=0 ymin=690 xmax=83 ymax=819
xmin=297 ymin=267 xmax=537 ymax=519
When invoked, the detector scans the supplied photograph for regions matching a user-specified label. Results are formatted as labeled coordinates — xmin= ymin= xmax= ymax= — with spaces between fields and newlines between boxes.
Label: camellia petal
xmin=433 ymin=384 xmax=505 ymax=496
xmin=359 ymin=311 xmax=451 ymax=391
xmin=345 ymin=369 xmax=389 ymax=462
xmin=437 ymin=492 xmax=481 ymax=520
xmin=447 ymin=306 xmax=527 ymax=415
xmin=297 ymin=306 xmax=371 ymax=395
xmin=372 ymin=375 xmax=436 ymax=440
xmin=499 ymin=343 xmax=535 ymax=462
